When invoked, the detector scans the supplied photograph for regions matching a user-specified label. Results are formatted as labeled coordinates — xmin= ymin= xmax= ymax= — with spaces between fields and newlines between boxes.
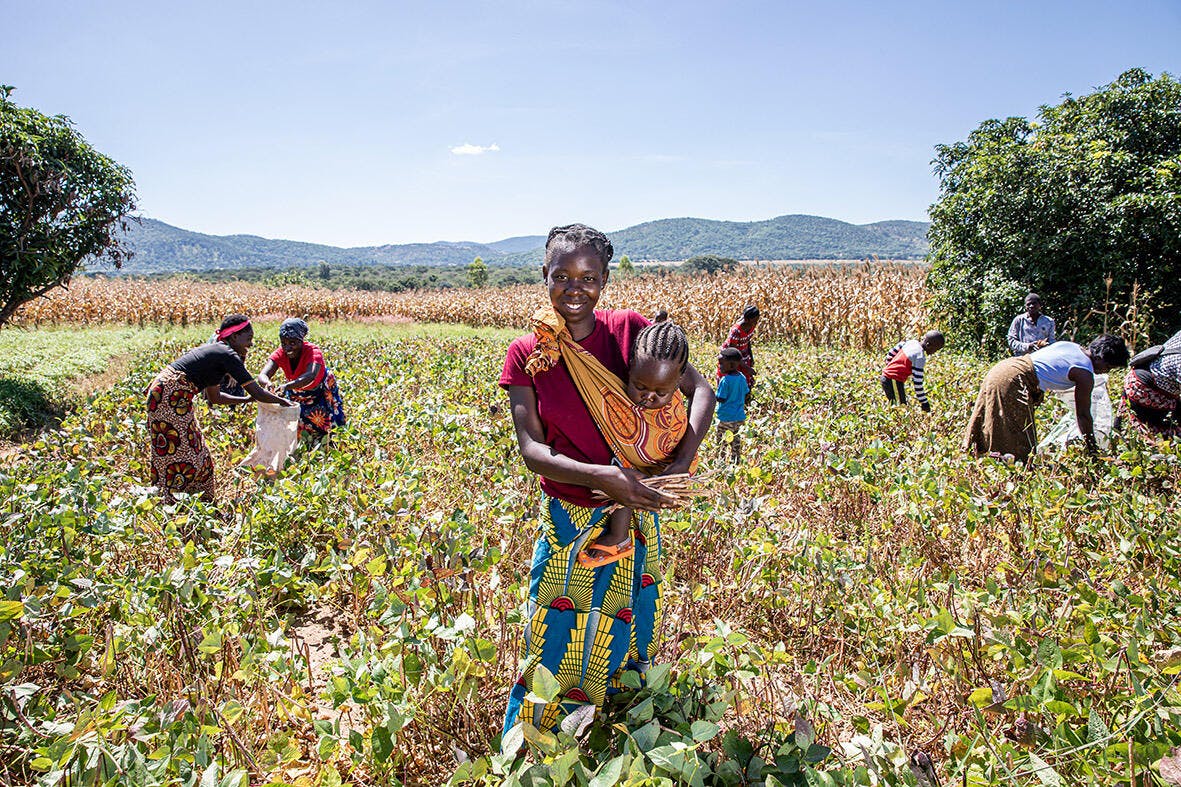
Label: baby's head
xmin=627 ymin=322 xmax=689 ymax=409
xmin=921 ymin=330 xmax=945 ymax=355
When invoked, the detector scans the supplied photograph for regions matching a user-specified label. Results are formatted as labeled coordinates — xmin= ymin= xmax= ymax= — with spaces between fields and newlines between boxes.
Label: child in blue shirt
xmin=716 ymin=347 xmax=750 ymax=463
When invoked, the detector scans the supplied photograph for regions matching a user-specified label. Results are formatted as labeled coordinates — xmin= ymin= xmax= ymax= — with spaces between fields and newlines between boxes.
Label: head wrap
xmin=279 ymin=318 xmax=309 ymax=341
xmin=216 ymin=319 xmax=251 ymax=342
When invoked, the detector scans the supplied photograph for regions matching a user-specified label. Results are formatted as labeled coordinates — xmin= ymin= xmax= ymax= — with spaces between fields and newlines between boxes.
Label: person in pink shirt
xmin=257 ymin=318 xmax=346 ymax=437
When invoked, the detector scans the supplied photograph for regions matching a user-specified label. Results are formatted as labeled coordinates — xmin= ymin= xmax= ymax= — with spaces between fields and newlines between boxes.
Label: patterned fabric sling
xmin=524 ymin=306 xmax=690 ymax=471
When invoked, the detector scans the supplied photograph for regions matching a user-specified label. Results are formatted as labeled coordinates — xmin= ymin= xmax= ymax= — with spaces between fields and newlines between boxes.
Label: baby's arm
xmin=663 ymin=364 xmax=716 ymax=475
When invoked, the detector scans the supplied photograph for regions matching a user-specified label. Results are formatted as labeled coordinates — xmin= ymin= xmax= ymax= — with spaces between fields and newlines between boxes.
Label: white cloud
xmin=450 ymin=142 xmax=500 ymax=156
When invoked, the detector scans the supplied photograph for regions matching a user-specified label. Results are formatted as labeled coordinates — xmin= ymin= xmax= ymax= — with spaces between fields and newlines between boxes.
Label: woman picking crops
xmin=1118 ymin=329 xmax=1181 ymax=439
xmin=146 ymin=315 xmax=294 ymax=501
xmin=964 ymin=334 xmax=1129 ymax=462
xmin=499 ymin=223 xmax=714 ymax=740
xmin=256 ymin=318 xmax=346 ymax=437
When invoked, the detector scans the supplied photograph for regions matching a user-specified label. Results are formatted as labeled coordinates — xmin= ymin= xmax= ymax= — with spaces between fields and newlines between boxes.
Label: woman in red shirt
xmin=257 ymin=318 xmax=346 ymax=437
xmin=499 ymin=223 xmax=714 ymax=741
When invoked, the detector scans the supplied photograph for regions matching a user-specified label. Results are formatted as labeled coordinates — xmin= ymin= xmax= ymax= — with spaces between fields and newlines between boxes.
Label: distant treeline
xmin=99 ymin=255 xmax=926 ymax=294
xmin=123 ymin=263 xmax=543 ymax=292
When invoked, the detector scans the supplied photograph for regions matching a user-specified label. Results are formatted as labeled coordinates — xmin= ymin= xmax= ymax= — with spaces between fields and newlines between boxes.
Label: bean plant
xmin=0 ymin=331 xmax=1178 ymax=786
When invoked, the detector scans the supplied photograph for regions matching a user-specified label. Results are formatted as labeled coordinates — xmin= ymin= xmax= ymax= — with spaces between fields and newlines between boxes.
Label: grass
xmin=0 ymin=326 xmax=1179 ymax=786
xmin=0 ymin=325 xmax=193 ymax=437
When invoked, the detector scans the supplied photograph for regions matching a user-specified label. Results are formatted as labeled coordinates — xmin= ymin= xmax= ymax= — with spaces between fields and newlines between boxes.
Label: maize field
xmin=13 ymin=264 xmax=929 ymax=349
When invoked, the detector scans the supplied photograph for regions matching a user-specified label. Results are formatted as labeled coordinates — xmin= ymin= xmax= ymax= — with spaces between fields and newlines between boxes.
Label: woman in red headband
xmin=145 ymin=314 xmax=294 ymax=501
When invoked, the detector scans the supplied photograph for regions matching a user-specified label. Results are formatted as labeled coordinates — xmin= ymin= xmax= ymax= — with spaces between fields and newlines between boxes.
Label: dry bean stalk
xmin=590 ymin=471 xmax=715 ymax=513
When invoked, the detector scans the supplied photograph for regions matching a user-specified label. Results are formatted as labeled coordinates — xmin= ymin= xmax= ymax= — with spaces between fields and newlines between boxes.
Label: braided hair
xmin=545 ymin=223 xmax=614 ymax=270
xmin=633 ymin=321 xmax=690 ymax=373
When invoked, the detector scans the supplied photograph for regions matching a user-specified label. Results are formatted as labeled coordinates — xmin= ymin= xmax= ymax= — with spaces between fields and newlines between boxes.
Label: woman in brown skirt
xmin=146 ymin=315 xmax=294 ymax=501
xmin=964 ymin=334 xmax=1128 ymax=462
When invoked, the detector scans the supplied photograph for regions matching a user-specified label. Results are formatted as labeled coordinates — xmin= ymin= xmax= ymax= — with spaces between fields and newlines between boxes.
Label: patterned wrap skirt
xmin=146 ymin=367 xmax=215 ymax=500
xmin=1119 ymin=371 xmax=1181 ymax=439
xmin=503 ymin=495 xmax=662 ymax=741
xmin=963 ymin=356 xmax=1044 ymax=461
xmin=289 ymin=371 xmax=346 ymax=436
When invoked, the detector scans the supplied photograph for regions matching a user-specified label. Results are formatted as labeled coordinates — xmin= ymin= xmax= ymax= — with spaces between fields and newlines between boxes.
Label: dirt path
xmin=289 ymin=603 xmax=364 ymax=740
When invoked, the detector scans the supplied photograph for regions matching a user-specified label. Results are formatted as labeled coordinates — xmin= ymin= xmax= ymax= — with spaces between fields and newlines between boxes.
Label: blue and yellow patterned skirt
xmin=503 ymin=495 xmax=662 ymax=739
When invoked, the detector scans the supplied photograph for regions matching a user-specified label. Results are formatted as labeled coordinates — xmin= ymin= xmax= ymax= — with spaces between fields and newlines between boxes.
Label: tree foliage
xmin=0 ymin=87 xmax=136 ymax=328
xmin=926 ymin=69 xmax=1181 ymax=356
xmin=617 ymin=254 xmax=635 ymax=276
xmin=466 ymin=255 xmax=488 ymax=288
xmin=680 ymin=254 xmax=740 ymax=275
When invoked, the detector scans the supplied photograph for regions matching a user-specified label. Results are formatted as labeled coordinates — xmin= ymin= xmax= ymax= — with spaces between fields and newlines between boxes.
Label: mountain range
xmin=110 ymin=215 xmax=930 ymax=274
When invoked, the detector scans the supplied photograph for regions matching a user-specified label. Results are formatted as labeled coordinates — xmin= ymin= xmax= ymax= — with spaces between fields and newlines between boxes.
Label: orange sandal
xmin=577 ymin=541 xmax=635 ymax=568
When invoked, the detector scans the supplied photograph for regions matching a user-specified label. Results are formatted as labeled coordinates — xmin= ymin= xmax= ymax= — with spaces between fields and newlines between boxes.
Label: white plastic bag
xmin=1037 ymin=373 xmax=1113 ymax=452
xmin=241 ymin=403 xmax=300 ymax=474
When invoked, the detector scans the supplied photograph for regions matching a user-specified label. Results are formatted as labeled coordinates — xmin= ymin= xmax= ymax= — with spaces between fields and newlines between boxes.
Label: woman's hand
xmin=244 ymin=380 xmax=297 ymax=407
xmin=594 ymin=466 xmax=671 ymax=511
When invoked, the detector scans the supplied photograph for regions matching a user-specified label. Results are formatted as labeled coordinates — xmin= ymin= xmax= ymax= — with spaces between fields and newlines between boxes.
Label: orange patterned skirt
xmin=146 ymin=367 xmax=216 ymax=501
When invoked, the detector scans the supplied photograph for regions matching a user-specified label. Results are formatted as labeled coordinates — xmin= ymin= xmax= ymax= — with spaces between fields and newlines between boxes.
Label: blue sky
xmin=5 ymin=1 xmax=1178 ymax=246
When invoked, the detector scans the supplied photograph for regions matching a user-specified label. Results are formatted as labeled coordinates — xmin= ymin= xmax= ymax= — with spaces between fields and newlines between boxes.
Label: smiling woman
xmin=498 ymin=224 xmax=714 ymax=741
xmin=256 ymin=318 xmax=347 ymax=438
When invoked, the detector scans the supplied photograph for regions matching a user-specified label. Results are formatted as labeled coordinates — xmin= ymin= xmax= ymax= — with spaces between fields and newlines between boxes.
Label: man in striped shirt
xmin=882 ymin=331 xmax=945 ymax=412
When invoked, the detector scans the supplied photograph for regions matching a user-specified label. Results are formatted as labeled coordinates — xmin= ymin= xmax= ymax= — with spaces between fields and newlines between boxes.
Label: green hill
xmin=113 ymin=219 xmax=507 ymax=273
xmin=108 ymin=215 xmax=929 ymax=274
xmin=612 ymin=215 xmax=928 ymax=261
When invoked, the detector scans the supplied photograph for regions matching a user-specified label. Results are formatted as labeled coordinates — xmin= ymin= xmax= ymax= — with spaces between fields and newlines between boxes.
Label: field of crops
xmin=1 ymin=322 xmax=1179 ymax=786
xmin=12 ymin=265 xmax=928 ymax=350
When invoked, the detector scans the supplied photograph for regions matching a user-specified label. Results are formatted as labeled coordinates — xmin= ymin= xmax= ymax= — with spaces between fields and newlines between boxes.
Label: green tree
xmin=0 ymin=87 xmax=136 ymax=328
xmin=617 ymin=254 xmax=635 ymax=276
xmin=680 ymin=254 xmax=739 ymax=275
xmin=262 ymin=269 xmax=313 ymax=288
xmin=926 ymin=69 xmax=1181 ymax=356
xmin=317 ymin=260 xmax=331 ymax=280
xmin=466 ymin=256 xmax=488 ymax=288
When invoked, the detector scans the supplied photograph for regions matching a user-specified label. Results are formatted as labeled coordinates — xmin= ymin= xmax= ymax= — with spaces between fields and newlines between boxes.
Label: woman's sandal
xmin=577 ymin=541 xmax=635 ymax=568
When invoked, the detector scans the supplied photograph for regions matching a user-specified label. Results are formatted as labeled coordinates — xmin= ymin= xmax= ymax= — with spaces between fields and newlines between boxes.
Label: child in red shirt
xmin=717 ymin=305 xmax=759 ymax=389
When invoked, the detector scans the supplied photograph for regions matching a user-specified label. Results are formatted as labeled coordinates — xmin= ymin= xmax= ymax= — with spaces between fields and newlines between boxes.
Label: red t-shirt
xmin=716 ymin=321 xmax=755 ymax=384
xmin=882 ymin=339 xmax=924 ymax=382
xmin=269 ymin=342 xmax=327 ymax=389
xmin=500 ymin=309 xmax=651 ymax=508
